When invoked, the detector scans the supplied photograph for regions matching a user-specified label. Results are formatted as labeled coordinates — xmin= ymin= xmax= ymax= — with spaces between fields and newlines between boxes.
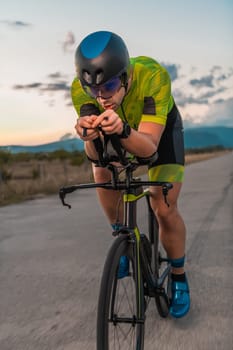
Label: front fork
xmin=112 ymin=225 xmax=145 ymax=321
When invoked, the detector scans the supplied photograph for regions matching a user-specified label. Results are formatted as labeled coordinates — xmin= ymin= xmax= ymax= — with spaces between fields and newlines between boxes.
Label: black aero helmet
xmin=75 ymin=31 xmax=130 ymax=87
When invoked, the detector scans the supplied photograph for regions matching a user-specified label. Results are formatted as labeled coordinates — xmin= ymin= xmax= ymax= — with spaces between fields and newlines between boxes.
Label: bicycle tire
xmin=151 ymin=215 xmax=171 ymax=318
xmin=97 ymin=234 xmax=145 ymax=350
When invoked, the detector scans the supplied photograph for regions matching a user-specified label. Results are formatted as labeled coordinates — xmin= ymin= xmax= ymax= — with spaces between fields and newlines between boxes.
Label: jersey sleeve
xmin=141 ymin=66 xmax=173 ymax=126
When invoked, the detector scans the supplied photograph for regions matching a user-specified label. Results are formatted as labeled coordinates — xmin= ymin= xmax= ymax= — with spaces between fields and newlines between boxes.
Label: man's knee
xmin=150 ymin=183 xmax=182 ymax=221
xmin=150 ymin=197 xmax=177 ymax=222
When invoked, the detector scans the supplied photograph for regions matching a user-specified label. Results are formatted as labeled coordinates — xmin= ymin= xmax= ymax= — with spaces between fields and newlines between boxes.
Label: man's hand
xmin=91 ymin=110 xmax=123 ymax=135
xmin=75 ymin=115 xmax=100 ymax=141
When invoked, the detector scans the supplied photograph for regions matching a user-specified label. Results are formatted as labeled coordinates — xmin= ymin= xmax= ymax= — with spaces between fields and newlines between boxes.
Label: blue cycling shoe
xmin=169 ymin=278 xmax=190 ymax=318
xmin=117 ymin=256 xmax=129 ymax=279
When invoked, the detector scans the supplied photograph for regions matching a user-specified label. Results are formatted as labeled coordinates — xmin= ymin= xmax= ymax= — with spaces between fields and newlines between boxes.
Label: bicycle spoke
xmin=115 ymin=266 xmax=135 ymax=316
xmin=111 ymin=323 xmax=136 ymax=349
xmin=97 ymin=237 xmax=145 ymax=350
xmin=110 ymin=270 xmax=142 ymax=347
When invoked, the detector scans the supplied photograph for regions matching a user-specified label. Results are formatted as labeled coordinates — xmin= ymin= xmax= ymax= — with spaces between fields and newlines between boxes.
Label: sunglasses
xmin=81 ymin=76 xmax=122 ymax=99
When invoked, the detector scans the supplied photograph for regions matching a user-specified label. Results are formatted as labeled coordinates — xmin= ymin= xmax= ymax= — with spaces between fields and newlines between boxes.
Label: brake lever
xmin=59 ymin=189 xmax=72 ymax=209
xmin=162 ymin=184 xmax=172 ymax=207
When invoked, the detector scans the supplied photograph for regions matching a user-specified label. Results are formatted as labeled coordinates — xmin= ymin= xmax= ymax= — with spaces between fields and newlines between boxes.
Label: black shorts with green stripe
xmin=148 ymin=104 xmax=185 ymax=183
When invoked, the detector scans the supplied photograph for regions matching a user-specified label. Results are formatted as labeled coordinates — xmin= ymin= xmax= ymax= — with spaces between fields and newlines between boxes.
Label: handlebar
xmin=59 ymin=180 xmax=173 ymax=209
xmin=59 ymin=133 xmax=173 ymax=209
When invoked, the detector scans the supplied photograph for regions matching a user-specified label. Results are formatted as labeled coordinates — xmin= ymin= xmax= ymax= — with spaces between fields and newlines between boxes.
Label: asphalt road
xmin=0 ymin=152 xmax=233 ymax=350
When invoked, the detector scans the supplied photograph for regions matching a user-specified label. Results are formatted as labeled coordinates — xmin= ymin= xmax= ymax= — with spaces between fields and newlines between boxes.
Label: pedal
xmin=112 ymin=230 xmax=119 ymax=237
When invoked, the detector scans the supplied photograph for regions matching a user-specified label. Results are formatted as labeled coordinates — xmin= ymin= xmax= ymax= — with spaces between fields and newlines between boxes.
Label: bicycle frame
xmin=59 ymin=160 xmax=172 ymax=304
xmin=119 ymin=183 xmax=171 ymax=303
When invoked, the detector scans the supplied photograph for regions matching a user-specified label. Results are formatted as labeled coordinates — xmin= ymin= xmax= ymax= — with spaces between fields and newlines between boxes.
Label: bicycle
xmin=59 ymin=134 xmax=173 ymax=350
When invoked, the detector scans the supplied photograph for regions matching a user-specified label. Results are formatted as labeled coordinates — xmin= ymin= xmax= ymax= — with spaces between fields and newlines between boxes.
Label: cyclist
xmin=72 ymin=31 xmax=190 ymax=318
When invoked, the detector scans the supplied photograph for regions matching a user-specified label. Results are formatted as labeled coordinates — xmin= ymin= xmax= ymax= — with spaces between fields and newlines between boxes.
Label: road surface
xmin=0 ymin=152 xmax=232 ymax=350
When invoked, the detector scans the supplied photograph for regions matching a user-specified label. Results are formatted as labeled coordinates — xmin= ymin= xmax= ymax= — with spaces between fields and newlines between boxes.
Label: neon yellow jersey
xmin=71 ymin=56 xmax=174 ymax=128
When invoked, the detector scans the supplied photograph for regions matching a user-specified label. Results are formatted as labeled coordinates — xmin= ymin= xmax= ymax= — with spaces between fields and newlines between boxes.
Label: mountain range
xmin=1 ymin=126 xmax=232 ymax=154
xmin=183 ymin=126 xmax=233 ymax=149
xmin=0 ymin=137 xmax=84 ymax=154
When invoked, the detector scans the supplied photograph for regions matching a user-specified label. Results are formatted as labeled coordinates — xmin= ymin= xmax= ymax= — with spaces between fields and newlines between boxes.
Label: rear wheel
xmin=97 ymin=234 xmax=145 ymax=350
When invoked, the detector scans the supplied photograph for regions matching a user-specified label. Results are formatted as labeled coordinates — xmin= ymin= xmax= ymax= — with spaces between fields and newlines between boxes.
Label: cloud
xmin=216 ymin=74 xmax=227 ymax=81
xmin=47 ymin=72 xmax=66 ymax=79
xmin=13 ymin=82 xmax=42 ymax=90
xmin=13 ymin=71 xmax=70 ymax=92
xmin=172 ymin=88 xmax=226 ymax=107
xmin=210 ymin=65 xmax=222 ymax=74
xmin=173 ymin=64 xmax=233 ymax=127
xmin=190 ymin=75 xmax=214 ymax=88
xmin=13 ymin=81 xmax=70 ymax=93
xmin=174 ymin=64 xmax=233 ymax=110
xmin=12 ymin=71 xmax=71 ymax=106
xmin=206 ymin=97 xmax=233 ymax=127
xmin=62 ymin=31 xmax=76 ymax=52
xmin=162 ymin=63 xmax=180 ymax=81
xmin=180 ymin=96 xmax=233 ymax=128
xmin=189 ymin=67 xmax=233 ymax=90
xmin=41 ymin=82 xmax=70 ymax=92
xmin=11 ymin=61 xmax=233 ymax=120
xmin=0 ymin=20 xmax=31 ymax=28
xmin=173 ymin=90 xmax=204 ymax=107
xmin=200 ymin=87 xmax=226 ymax=100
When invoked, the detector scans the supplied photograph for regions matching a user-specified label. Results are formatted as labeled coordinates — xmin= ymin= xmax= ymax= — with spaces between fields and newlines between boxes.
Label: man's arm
xmin=120 ymin=121 xmax=164 ymax=158
xmin=91 ymin=110 xmax=164 ymax=158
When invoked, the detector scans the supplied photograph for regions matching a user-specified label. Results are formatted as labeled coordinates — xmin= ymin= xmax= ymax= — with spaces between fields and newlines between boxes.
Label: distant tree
xmin=70 ymin=151 xmax=86 ymax=166
xmin=0 ymin=168 xmax=12 ymax=183
xmin=0 ymin=150 xmax=12 ymax=165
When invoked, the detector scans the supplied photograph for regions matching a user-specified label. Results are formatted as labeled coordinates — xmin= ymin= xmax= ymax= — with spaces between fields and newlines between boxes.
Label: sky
xmin=0 ymin=0 xmax=233 ymax=146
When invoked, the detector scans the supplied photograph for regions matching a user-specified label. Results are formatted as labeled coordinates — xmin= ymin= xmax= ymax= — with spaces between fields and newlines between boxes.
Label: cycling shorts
xmin=148 ymin=104 xmax=185 ymax=183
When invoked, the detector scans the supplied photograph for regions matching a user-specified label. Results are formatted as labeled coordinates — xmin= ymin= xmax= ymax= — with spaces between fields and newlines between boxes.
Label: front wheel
xmin=151 ymin=215 xmax=171 ymax=318
xmin=97 ymin=234 xmax=145 ymax=350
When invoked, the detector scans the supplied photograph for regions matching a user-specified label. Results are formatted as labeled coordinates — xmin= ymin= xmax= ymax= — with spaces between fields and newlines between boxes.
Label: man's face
xmin=81 ymin=75 xmax=127 ymax=110
xmin=97 ymin=86 xmax=126 ymax=110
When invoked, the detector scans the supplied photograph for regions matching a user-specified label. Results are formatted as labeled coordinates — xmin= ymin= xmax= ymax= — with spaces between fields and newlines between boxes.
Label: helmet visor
xmin=81 ymin=76 xmax=122 ymax=99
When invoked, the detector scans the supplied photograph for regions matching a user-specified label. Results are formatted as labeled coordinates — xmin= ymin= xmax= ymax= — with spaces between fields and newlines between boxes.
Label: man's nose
xmin=98 ymin=94 xmax=112 ymax=100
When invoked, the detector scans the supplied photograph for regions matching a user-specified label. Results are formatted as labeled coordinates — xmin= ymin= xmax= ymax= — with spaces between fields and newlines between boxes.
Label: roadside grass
xmin=0 ymin=157 xmax=92 ymax=206
xmin=0 ymin=148 xmax=231 ymax=207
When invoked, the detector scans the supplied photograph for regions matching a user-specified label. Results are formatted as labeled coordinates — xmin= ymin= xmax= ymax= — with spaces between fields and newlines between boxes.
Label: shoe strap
xmin=172 ymin=281 xmax=189 ymax=293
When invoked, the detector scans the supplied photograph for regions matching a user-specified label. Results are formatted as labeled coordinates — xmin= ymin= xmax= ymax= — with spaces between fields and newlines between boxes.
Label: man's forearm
xmin=84 ymin=140 xmax=99 ymax=159
xmin=120 ymin=129 xmax=157 ymax=157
